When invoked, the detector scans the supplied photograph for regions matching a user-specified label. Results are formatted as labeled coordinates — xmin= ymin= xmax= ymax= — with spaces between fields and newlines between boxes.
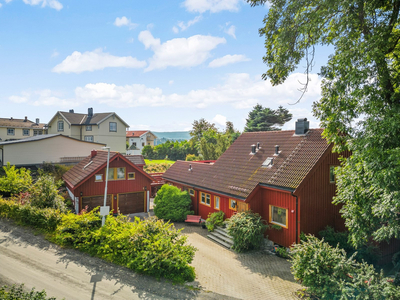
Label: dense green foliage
xmin=205 ymin=211 xmax=225 ymax=232
xmin=0 ymin=197 xmax=62 ymax=231
xmin=55 ymin=211 xmax=196 ymax=283
xmin=154 ymin=185 xmax=193 ymax=222
xmin=0 ymin=163 xmax=32 ymax=197
xmin=291 ymin=235 xmax=400 ymax=299
xmin=0 ymin=284 xmax=56 ymax=300
xmin=247 ymin=0 xmax=400 ymax=247
xmin=40 ymin=163 xmax=73 ymax=182
xmin=142 ymin=140 xmax=198 ymax=161
xmin=244 ymin=104 xmax=292 ymax=132
xmin=226 ymin=211 xmax=267 ymax=252
xmin=319 ymin=226 xmax=380 ymax=265
xmin=30 ymin=174 xmax=66 ymax=212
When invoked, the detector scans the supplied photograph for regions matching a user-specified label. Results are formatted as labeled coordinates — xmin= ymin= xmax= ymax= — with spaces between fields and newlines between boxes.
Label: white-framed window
xmin=142 ymin=142 xmax=145 ymax=147
xmin=132 ymin=142 xmax=137 ymax=146
xmin=329 ymin=166 xmax=336 ymax=183
xmin=200 ymin=192 xmax=211 ymax=206
xmin=229 ymin=199 xmax=237 ymax=211
xmin=189 ymin=188 xmax=195 ymax=196
xmin=33 ymin=130 xmax=42 ymax=136
xmin=84 ymin=135 xmax=94 ymax=142
xmin=7 ymin=128 xmax=15 ymax=135
xmin=86 ymin=125 xmax=92 ymax=131
xmin=214 ymin=196 xmax=220 ymax=210
xmin=269 ymin=205 xmax=288 ymax=228
xmin=23 ymin=129 xmax=30 ymax=136
xmin=128 ymin=172 xmax=135 ymax=180
xmin=95 ymin=174 xmax=103 ymax=182
xmin=107 ymin=167 xmax=125 ymax=180
xmin=109 ymin=122 xmax=117 ymax=132
xmin=58 ymin=121 xmax=64 ymax=132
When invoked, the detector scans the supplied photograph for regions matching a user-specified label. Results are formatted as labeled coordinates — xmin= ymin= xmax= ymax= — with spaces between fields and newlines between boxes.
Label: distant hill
xmin=153 ymin=131 xmax=191 ymax=140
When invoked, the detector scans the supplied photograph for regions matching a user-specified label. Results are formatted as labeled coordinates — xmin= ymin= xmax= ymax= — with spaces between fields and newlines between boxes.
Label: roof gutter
xmin=163 ymin=177 xmax=247 ymax=201
xmin=259 ymin=183 xmax=295 ymax=193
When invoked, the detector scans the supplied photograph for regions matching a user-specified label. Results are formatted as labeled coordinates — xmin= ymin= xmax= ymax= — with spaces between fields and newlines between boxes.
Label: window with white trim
xmin=189 ymin=189 xmax=195 ymax=196
xmin=86 ymin=125 xmax=92 ymax=131
xmin=229 ymin=199 xmax=237 ymax=211
xmin=200 ymin=192 xmax=211 ymax=206
xmin=23 ymin=129 xmax=30 ymax=136
xmin=95 ymin=174 xmax=103 ymax=182
xmin=269 ymin=205 xmax=288 ymax=228
xmin=128 ymin=172 xmax=135 ymax=180
xmin=109 ymin=122 xmax=117 ymax=132
xmin=84 ymin=135 xmax=94 ymax=142
xmin=7 ymin=128 xmax=15 ymax=135
xmin=58 ymin=121 xmax=64 ymax=132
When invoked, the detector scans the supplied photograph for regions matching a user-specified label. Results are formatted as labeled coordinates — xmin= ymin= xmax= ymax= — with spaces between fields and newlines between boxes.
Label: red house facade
xmin=163 ymin=119 xmax=349 ymax=248
xmin=63 ymin=150 xmax=154 ymax=215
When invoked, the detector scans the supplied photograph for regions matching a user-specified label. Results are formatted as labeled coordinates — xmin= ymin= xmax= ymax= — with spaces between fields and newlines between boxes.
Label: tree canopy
xmin=244 ymin=104 xmax=292 ymax=132
xmin=248 ymin=0 xmax=400 ymax=246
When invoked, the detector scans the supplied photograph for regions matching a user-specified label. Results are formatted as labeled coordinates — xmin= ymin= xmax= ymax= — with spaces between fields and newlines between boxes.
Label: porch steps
xmin=207 ymin=227 xmax=234 ymax=249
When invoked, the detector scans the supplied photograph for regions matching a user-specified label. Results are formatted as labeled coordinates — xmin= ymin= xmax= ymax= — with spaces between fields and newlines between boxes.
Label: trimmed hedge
xmin=0 ymin=197 xmax=62 ymax=231
xmin=55 ymin=210 xmax=197 ymax=283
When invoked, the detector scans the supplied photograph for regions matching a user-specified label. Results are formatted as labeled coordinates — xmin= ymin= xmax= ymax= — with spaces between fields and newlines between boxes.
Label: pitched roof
xmin=163 ymin=129 xmax=330 ymax=199
xmin=0 ymin=134 xmax=106 ymax=146
xmin=126 ymin=130 xmax=148 ymax=138
xmin=0 ymin=118 xmax=46 ymax=129
xmin=63 ymin=150 xmax=153 ymax=189
xmin=124 ymin=155 xmax=145 ymax=165
xmin=48 ymin=111 xmax=130 ymax=127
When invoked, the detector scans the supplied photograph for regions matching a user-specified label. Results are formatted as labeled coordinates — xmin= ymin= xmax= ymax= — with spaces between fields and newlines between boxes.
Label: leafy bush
xmin=144 ymin=163 xmax=171 ymax=173
xmin=0 ymin=163 xmax=32 ymax=197
xmin=226 ymin=211 xmax=268 ymax=252
xmin=291 ymin=235 xmax=400 ymax=299
xmin=0 ymin=284 xmax=56 ymax=300
xmin=30 ymin=174 xmax=66 ymax=212
xmin=205 ymin=211 xmax=225 ymax=232
xmin=185 ymin=154 xmax=201 ymax=161
xmin=275 ymin=247 xmax=290 ymax=259
xmin=55 ymin=210 xmax=196 ymax=283
xmin=153 ymin=185 xmax=193 ymax=222
xmin=319 ymin=226 xmax=380 ymax=265
xmin=40 ymin=163 xmax=73 ymax=182
xmin=0 ymin=197 xmax=62 ymax=231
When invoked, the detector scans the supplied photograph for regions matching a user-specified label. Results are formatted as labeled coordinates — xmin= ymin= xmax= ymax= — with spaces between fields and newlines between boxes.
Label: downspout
xmin=80 ymin=125 xmax=82 ymax=140
xmin=291 ymin=192 xmax=299 ymax=244
xmin=0 ymin=148 xmax=3 ymax=167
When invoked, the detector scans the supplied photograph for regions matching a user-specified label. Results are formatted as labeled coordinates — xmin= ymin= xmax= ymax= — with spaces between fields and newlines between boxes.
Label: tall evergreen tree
xmin=244 ymin=104 xmax=292 ymax=132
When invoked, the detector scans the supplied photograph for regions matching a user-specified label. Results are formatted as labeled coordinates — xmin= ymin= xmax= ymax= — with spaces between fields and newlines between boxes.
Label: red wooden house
xmin=63 ymin=150 xmax=154 ymax=215
xmin=163 ymin=119 xmax=349 ymax=248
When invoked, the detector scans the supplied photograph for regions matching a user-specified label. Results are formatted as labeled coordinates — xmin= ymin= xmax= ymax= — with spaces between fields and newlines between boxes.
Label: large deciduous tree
xmin=244 ymin=104 xmax=292 ymax=132
xmin=247 ymin=0 xmax=400 ymax=246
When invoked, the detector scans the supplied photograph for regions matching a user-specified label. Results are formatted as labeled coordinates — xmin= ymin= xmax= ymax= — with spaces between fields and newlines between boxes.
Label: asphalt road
xmin=0 ymin=219 xmax=223 ymax=300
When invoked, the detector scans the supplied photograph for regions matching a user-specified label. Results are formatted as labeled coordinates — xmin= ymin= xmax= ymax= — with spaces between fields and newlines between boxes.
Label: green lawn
xmin=145 ymin=159 xmax=175 ymax=165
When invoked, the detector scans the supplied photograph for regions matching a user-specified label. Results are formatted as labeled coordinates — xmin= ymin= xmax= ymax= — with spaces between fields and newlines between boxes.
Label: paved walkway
xmin=175 ymin=223 xmax=301 ymax=300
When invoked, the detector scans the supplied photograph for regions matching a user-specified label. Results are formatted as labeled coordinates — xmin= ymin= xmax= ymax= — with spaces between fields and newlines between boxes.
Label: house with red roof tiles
xmin=63 ymin=150 xmax=153 ymax=215
xmin=163 ymin=119 xmax=350 ymax=248
xmin=126 ymin=130 xmax=157 ymax=155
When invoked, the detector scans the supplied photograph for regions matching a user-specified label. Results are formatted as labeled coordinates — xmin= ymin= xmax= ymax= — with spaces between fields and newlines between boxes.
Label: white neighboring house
xmin=47 ymin=108 xmax=129 ymax=153
xmin=126 ymin=131 xmax=157 ymax=155
xmin=0 ymin=134 xmax=105 ymax=167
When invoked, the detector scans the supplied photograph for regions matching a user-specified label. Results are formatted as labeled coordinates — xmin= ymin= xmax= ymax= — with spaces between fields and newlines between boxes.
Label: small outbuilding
xmin=63 ymin=150 xmax=154 ymax=215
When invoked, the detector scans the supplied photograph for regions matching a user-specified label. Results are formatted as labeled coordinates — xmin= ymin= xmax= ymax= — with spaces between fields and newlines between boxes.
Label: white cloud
xmin=5 ymin=0 xmax=12 ymax=3
xmin=169 ymin=80 xmax=174 ymax=85
xmin=208 ymin=54 xmax=250 ymax=68
xmin=225 ymin=24 xmax=236 ymax=38
xmin=9 ymin=90 xmax=79 ymax=107
xmin=173 ymin=15 xmax=202 ymax=33
xmin=114 ymin=16 xmax=137 ymax=29
xmin=138 ymin=30 xmax=226 ymax=71
xmin=52 ymin=48 xmax=146 ymax=73
xmin=183 ymin=0 xmax=240 ymax=13
xmin=0 ymin=4 xmax=2 ymax=8
xmin=51 ymin=50 xmax=59 ymax=58
xmin=212 ymin=114 xmax=227 ymax=128
xmin=22 ymin=0 xmax=63 ymax=10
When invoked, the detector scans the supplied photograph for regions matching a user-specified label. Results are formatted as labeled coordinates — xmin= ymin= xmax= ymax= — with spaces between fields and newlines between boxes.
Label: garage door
xmin=118 ymin=192 xmax=145 ymax=215
xmin=82 ymin=195 xmax=112 ymax=212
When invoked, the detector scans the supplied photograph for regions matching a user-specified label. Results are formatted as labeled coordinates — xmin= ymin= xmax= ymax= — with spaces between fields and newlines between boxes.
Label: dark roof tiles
xmin=163 ymin=129 xmax=330 ymax=199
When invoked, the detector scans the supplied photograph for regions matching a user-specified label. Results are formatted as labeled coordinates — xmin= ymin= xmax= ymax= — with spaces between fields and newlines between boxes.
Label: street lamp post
xmin=101 ymin=147 xmax=111 ymax=227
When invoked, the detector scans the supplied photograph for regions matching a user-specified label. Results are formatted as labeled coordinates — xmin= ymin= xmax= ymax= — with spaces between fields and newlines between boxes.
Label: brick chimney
xmin=24 ymin=116 xmax=28 ymax=122
xmin=91 ymin=150 xmax=97 ymax=158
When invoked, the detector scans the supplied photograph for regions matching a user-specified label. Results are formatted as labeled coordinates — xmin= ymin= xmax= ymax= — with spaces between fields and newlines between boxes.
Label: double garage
xmin=82 ymin=192 xmax=145 ymax=215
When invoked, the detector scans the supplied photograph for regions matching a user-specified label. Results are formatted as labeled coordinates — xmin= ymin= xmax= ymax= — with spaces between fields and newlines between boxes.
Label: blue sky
xmin=0 ymin=0 xmax=330 ymax=132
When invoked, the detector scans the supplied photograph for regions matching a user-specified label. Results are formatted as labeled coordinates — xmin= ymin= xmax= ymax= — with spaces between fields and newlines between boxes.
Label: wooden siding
xmin=74 ymin=157 xmax=151 ymax=213
xmin=249 ymin=187 xmax=296 ymax=247
xmin=295 ymin=150 xmax=349 ymax=237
